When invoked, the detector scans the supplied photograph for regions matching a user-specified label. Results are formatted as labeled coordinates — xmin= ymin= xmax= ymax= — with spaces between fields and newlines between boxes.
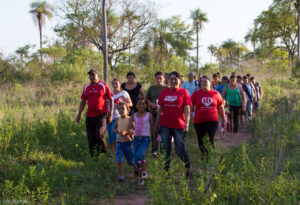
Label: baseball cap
xmin=87 ymin=69 xmax=99 ymax=75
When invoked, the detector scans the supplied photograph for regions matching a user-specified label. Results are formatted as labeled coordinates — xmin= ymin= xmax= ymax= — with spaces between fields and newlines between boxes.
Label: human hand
xmin=184 ymin=123 xmax=189 ymax=132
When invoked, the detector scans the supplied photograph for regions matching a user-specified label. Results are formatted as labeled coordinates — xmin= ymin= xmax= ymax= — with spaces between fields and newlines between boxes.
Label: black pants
xmin=86 ymin=113 xmax=107 ymax=156
xmin=229 ymin=105 xmax=241 ymax=133
xmin=194 ymin=122 xmax=218 ymax=155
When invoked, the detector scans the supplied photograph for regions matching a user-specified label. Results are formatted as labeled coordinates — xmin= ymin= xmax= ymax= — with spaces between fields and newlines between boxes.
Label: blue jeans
xmin=134 ymin=136 xmax=151 ymax=169
xmin=159 ymin=126 xmax=191 ymax=170
xmin=245 ymin=101 xmax=253 ymax=122
xmin=116 ymin=141 xmax=134 ymax=165
xmin=106 ymin=119 xmax=117 ymax=144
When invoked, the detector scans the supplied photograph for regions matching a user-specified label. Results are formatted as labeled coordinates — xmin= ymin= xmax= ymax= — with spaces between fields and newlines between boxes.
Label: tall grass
xmin=0 ymin=78 xmax=299 ymax=204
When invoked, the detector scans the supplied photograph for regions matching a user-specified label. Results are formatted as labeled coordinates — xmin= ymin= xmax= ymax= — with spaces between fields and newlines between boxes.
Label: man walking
xmin=181 ymin=71 xmax=196 ymax=96
xmin=76 ymin=69 xmax=114 ymax=156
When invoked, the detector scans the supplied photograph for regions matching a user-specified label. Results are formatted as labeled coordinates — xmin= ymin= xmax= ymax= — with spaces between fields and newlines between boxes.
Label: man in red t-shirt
xmin=76 ymin=69 xmax=113 ymax=156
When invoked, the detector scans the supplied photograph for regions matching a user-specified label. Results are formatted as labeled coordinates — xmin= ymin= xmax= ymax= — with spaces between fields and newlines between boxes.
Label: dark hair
xmin=243 ymin=75 xmax=248 ymax=80
xmin=231 ymin=72 xmax=236 ymax=75
xmin=155 ymin=71 xmax=163 ymax=77
xmin=126 ymin=71 xmax=136 ymax=78
xmin=237 ymin=75 xmax=242 ymax=80
xmin=112 ymin=78 xmax=120 ymax=84
xmin=222 ymin=76 xmax=229 ymax=82
xmin=213 ymin=73 xmax=218 ymax=78
xmin=230 ymin=75 xmax=236 ymax=79
xmin=169 ymin=71 xmax=180 ymax=79
xmin=216 ymin=72 xmax=220 ymax=77
xmin=164 ymin=73 xmax=169 ymax=76
xmin=250 ymin=76 xmax=255 ymax=80
xmin=135 ymin=97 xmax=149 ymax=112
xmin=201 ymin=75 xmax=210 ymax=81
xmin=246 ymin=73 xmax=251 ymax=77
xmin=117 ymin=102 xmax=131 ymax=113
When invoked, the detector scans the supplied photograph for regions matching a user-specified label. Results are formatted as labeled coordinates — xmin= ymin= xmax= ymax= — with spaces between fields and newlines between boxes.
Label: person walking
xmin=130 ymin=97 xmax=155 ymax=185
xmin=121 ymin=72 xmax=145 ymax=114
xmin=146 ymin=71 xmax=167 ymax=155
xmin=155 ymin=71 xmax=192 ymax=178
xmin=113 ymin=103 xmax=136 ymax=182
xmin=222 ymin=75 xmax=246 ymax=133
xmin=192 ymin=76 xmax=225 ymax=155
xmin=76 ymin=69 xmax=113 ymax=156
xmin=181 ymin=71 xmax=196 ymax=96
xmin=107 ymin=78 xmax=132 ymax=153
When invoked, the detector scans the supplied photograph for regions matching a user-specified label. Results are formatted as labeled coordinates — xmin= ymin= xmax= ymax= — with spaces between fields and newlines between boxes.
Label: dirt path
xmin=99 ymin=131 xmax=251 ymax=205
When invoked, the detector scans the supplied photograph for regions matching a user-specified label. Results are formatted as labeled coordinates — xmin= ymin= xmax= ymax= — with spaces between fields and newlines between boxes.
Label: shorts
xmin=116 ymin=141 xmax=134 ymax=165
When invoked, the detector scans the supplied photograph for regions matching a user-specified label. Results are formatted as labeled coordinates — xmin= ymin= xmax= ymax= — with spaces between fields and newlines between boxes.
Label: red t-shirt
xmin=158 ymin=88 xmax=192 ymax=129
xmin=81 ymin=81 xmax=113 ymax=117
xmin=191 ymin=89 xmax=223 ymax=123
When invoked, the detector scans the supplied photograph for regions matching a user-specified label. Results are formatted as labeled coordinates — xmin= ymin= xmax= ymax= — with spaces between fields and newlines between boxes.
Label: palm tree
xmin=190 ymin=8 xmax=208 ymax=71
xmin=152 ymin=19 xmax=172 ymax=65
xmin=15 ymin=44 xmax=31 ymax=65
xmin=222 ymin=39 xmax=236 ymax=67
xmin=29 ymin=1 xmax=53 ymax=50
xmin=207 ymin=44 xmax=217 ymax=63
xmin=245 ymin=26 xmax=259 ymax=59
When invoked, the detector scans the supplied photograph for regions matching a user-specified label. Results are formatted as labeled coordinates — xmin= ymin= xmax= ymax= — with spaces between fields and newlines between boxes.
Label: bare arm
xmin=113 ymin=118 xmax=121 ymax=135
xmin=259 ymin=86 xmax=263 ymax=100
xmin=184 ymin=105 xmax=191 ymax=132
xmin=222 ymin=87 xmax=227 ymax=99
xmin=238 ymin=84 xmax=247 ymax=110
xmin=107 ymin=97 xmax=114 ymax=123
xmin=76 ymin=100 xmax=86 ymax=123
xmin=218 ymin=105 xmax=226 ymax=123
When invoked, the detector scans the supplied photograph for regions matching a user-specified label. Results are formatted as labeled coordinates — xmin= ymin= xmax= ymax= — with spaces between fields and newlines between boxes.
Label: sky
xmin=0 ymin=0 xmax=273 ymax=64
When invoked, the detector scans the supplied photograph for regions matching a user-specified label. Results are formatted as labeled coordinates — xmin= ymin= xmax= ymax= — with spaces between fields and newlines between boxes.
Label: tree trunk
xmin=102 ymin=0 xmax=108 ymax=82
xmin=296 ymin=1 xmax=300 ymax=63
xmin=196 ymin=27 xmax=199 ymax=72
xmin=38 ymin=14 xmax=43 ymax=73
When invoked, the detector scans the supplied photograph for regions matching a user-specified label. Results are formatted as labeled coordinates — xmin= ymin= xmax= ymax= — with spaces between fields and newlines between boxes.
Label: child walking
xmin=130 ymin=97 xmax=155 ymax=185
xmin=113 ymin=103 xmax=137 ymax=182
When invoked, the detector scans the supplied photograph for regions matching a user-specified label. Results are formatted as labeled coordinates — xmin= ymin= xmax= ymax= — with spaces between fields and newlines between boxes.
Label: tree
xmin=190 ymin=8 xmax=208 ymax=71
xmin=295 ymin=0 xmax=300 ymax=63
xmin=15 ymin=45 xmax=31 ymax=65
xmin=221 ymin=39 xmax=236 ymax=67
xmin=251 ymin=0 xmax=297 ymax=63
xmin=207 ymin=44 xmax=217 ymax=63
xmin=29 ymin=1 xmax=53 ymax=50
xmin=56 ymin=0 xmax=155 ymax=71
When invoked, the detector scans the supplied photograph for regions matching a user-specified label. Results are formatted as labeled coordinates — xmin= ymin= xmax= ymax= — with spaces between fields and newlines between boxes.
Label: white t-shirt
xmin=112 ymin=90 xmax=130 ymax=119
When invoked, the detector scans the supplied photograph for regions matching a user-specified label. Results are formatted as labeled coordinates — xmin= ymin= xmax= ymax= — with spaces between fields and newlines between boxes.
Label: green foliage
xmin=0 ymin=78 xmax=299 ymax=203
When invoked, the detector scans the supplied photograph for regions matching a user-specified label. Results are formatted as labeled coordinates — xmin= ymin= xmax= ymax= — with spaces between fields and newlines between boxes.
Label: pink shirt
xmin=134 ymin=112 xmax=151 ymax=137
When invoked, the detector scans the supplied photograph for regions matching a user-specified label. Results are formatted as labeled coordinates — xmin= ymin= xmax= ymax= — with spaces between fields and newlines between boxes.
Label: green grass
xmin=0 ymin=78 xmax=299 ymax=204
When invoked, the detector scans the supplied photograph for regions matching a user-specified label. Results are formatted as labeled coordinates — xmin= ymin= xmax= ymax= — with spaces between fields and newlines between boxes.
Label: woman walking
xmin=191 ymin=76 xmax=225 ymax=155
xmin=222 ymin=75 xmax=246 ymax=133
xmin=155 ymin=71 xmax=192 ymax=178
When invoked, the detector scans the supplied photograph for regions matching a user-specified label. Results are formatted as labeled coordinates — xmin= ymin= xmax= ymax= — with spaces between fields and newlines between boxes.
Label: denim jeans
xmin=133 ymin=136 xmax=151 ymax=169
xmin=115 ymin=141 xmax=134 ymax=165
xmin=106 ymin=119 xmax=117 ymax=144
xmin=245 ymin=101 xmax=253 ymax=122
xmin=159 ymin=126 xmax=191 ymax=171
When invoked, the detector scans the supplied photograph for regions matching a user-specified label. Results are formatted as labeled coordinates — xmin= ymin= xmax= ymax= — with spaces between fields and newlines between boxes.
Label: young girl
xmin=130 ymin=97 xmax=155 ymax=185
xmin=113 ymin=103 xmax=137 ymax=182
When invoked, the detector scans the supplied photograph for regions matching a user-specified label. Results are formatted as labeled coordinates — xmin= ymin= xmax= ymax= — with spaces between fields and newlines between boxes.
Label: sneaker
xmin=139 ymin=179 xmax=145 ymax=186
xmin=118 ymin=176 xmax=125 ymax=182
xmin=142 ymin=172 xmax=148 ymax=179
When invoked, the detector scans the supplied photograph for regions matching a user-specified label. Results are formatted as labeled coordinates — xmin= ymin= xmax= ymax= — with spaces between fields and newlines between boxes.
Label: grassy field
xmin=0 ymin=77 xmax=299 ymax=204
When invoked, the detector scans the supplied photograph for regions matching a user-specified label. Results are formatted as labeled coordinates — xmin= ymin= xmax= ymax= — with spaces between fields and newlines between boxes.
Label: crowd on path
xmin=76 ymin=69 xmax=263 ymax=185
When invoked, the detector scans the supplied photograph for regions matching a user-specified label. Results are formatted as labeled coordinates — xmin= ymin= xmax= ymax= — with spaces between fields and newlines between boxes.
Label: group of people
xmin=76 ymin=69 xmax=263 ymax=185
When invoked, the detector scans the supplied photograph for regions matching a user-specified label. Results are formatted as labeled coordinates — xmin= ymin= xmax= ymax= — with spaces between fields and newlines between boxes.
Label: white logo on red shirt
xmin=202 ymin=97 xmax=213 ymax=107
xmin=164 ymin=96 xmax=177 ymax=102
